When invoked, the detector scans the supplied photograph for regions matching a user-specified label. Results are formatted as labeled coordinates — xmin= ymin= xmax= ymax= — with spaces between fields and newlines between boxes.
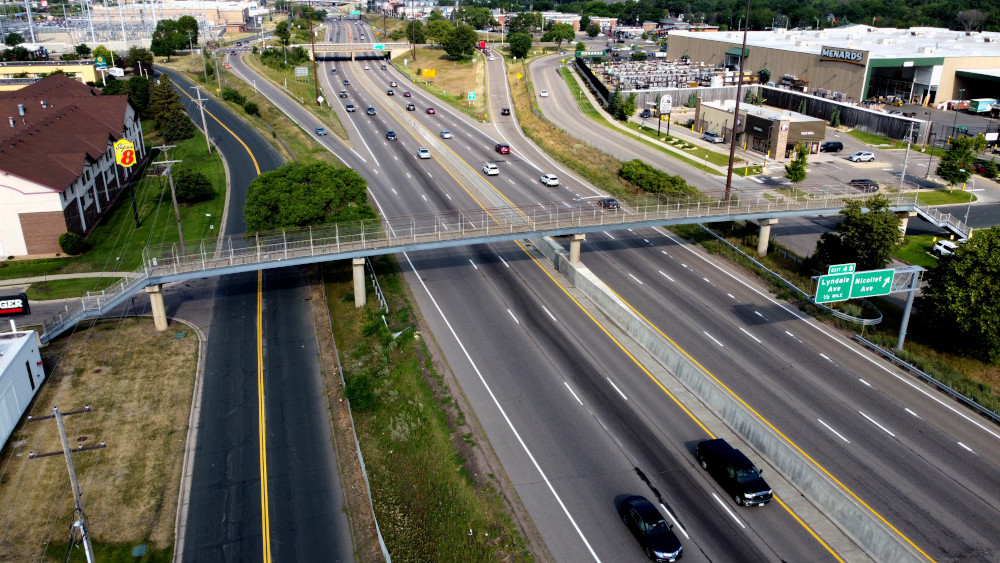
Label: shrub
xmin=619 ymin=159 xmax=697 ymax=195
xmin=243 ymin=101 xmax=260 ymax=116
xmin=58 ymin=232 xmax=87 ymax=255
xmin=173 ymin=168 xmax=216 ymax=203
xmin=983 ymin=160 xmax=998 ymax=179
xmin=221 ymin=88 xmax=246 ymax=105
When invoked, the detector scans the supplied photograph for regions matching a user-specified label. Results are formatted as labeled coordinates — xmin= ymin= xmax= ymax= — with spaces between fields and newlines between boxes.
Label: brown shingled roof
xmin=0 ymin=74 xmax=131 ymax=191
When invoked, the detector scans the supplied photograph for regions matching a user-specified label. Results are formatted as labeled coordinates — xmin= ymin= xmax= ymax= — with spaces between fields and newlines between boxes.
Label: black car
xmin=386 ymin=130 xmax=397 ymax=140
xmin=619 ymin=495 xmax=683 ymax=562
xmin=696 ymin=439 xmax=772 ymax=506
xmin=598 ymin=197 xmax=620 ymax=210
xmin=820 ymin=141 xmax=844 ymax=153
xmin=501 ymin=107 xmax=511 ymax=115
xmin=343 ymin=79 xmax=350 ymax=85
xmin=849 ymin=178 xmax=879 ymax=193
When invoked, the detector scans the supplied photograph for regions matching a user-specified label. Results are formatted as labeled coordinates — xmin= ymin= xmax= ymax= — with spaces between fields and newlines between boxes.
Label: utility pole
xmin=190 ymin=86 xmax=212 ymax=154
xmin=28 ymin=406 xmax=106 ymax=563
xmin=153 ymin=144 xmax=185 ymax=253
xmin=308 ymin=0 xmax=320 ymax=106
xmin=899 ymin=121 xmax=915 ymax=190
xmin=723 ymin=0 xmax=753 ymax=203
xmin=187 ymin=30 xmax=195 ymax=62
xmin=215 ymin=51 xmax=223 ymax=94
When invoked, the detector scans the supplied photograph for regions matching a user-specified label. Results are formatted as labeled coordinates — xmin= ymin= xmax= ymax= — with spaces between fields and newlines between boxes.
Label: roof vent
xmin=41 ymin=100 xmax=47 ymax=108
xmin=17 ymin=104 xmax=24 ymax=116
xmin=8 ymin=117 xmax=13 ymax=128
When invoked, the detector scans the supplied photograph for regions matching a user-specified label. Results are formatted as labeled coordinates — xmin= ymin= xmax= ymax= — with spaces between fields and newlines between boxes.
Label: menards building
xmin=665 ymin=25 xmax=1000 ymax=106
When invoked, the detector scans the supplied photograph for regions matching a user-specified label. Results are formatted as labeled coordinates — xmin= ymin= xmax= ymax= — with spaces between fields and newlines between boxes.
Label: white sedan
xmin=540 ymin=173 xmax=559 ymax=186
xmin=539 ymin=89 xmax=549 ymax=98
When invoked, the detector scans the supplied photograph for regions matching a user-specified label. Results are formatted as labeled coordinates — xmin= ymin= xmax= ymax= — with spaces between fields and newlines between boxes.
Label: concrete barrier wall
xmin=528 ymin=235 xmax=922 ymax=562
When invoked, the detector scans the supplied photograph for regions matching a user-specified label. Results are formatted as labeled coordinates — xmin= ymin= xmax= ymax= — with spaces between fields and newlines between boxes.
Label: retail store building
xmin=696 ymin=100 xmax=826 ymax=160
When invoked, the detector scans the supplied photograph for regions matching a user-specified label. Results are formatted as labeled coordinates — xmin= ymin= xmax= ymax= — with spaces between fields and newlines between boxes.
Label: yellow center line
xmin=257 ymin=270 xmax=272 ymax=561
xmin=176 ymin=81 xmax=262 ymax=175
xmin=512 ymin=239 xmax=927 ymax=561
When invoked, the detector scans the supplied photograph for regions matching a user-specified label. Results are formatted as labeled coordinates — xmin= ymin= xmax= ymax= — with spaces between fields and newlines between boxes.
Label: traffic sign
xmin=468 ymin=91 xmax=475 ymax=101
xmin=828 ymin=263 xmax=856 ymax=275
xmin=350 ymin=10 xmax=360 ymax=15
xmin=850 ymin=269 xmax=894 ymax=298
xmin=373 ymin=43 xmax=384 ymax=50
xmin=815 ymin=273 xmax=852 ymax=303
xmin=113 ymin=139 xmax=136 ymax=168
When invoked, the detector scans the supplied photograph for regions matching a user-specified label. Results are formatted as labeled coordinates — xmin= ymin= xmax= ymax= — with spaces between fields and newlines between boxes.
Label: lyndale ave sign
xmin=819 ymin=46 xmax=866 ymax=65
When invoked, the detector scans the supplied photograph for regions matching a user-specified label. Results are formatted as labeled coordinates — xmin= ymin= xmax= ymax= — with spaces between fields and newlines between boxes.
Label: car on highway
xmin=619 ymin=495 xmax=683 ymax=562
xmin=501 ymin=107 xmax=511 ymax=115
xmin=364 ymin=64 xmax=370 ymax=70
xmin=366 ymin=106 xmax=376 ymax=115
xmin=820 ymin=141 xmax=843 ymax=152
xmin=539 ymin=89 xmax=549 ymax=97
xmin=696 ymin=438 xmax=773 ymax=507
xmin=440 ymin=130 xmax=453 ymax=139
xmin=346 ymin=104 xmax=356 ymax=112
xmin=381 ymin=64 xmax=387 ymax=70
xmin=331 ymin=68 xmax=338 ymax=74
xmin=315 ymin=127 xmax=327 ymax=136
xmin=540 ymin=173 xmax=559 ymax=186
xmin=236 ymin=41 xmax=242 ymax=47
xmin=489 ymin=55 xmax=495 ymax=61
xmin=597 ymin=197 xmax=620 ymax=210
xmin=403 ymin=91 xmax=412 ymax=97
xmin=417 ymin=147 xmax=431 ymax=159
xmin=406 ymin=103 xmax=416 ymax=111
xmin=385 ymin=130 xmax=397 ymax=141
xmin=230 ymin=50 xmax=237 ymax=56
xmin=702 ymin=131 xmax=725 ymax=143
xmin=848 ymin=151 xmax=876 ymax=162
xmin=339 ymin=90 xmax=348 ymax=98
xmin=494 ymin=143 xmax=510 ymax=154
xmin=426 ymin=107 xmax=436 ymax=114
xmin=390 ymin=81 xmax=397 ymax=87
xmin=343 ymin=79 xmax=350 ymax=85
xmin=932 ymin=239 xmax=958 ymax=256
xmin=482 ymin=163 xmax=499 ymax=175
xmin=849 ymin=178 xmax=879 ymax=192
xmin=387 ymin=89 xmax=394 ymax=95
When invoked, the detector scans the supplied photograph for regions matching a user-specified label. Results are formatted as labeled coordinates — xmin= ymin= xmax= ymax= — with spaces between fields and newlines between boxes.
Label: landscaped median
xmin=390 ymin=46 xmax=490 ymax=121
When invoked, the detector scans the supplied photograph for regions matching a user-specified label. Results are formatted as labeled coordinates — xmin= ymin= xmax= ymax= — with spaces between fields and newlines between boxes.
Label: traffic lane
xmin=262 ymin=266 xmax=354 ymax=563
xmin=581 ymin=228 xmax=998 ymax=560
xmin=159 ymin=67 xmax=284 ymax=235
xmin=401 ymin=242 xmax=776 ymax=561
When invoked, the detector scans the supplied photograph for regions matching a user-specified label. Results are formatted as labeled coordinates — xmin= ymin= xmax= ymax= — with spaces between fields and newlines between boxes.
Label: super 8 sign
xmin=114 ymin=139 xmax=136 ymax=167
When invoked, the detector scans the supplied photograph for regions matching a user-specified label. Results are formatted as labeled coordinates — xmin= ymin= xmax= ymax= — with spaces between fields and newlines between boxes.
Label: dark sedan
xmin=619 ymin=496 xmax=683 ymax=561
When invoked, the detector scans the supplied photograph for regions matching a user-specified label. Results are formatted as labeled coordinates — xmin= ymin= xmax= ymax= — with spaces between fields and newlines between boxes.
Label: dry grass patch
xmin=391 ymin=47 xmax=489 ymax=120
xmin=0 ymin=319 xmax=198 ymax=560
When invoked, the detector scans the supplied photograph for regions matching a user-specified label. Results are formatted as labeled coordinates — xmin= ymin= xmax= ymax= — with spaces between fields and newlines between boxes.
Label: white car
xmin=540 ymin=173 xmax=559 ymax=186
xmin=417 ymin=147 xmax=431 ymax=159
xmin=848 ymin=151 xmax=876 ymax=162
xmin=932 ymin=240 xmax=958 ymax=256
xmin=539 ymin=90 xmax=549 ymax=97
xmin=483 ymin=163 xmax=499 ymax=176
xmin=440 ymin=130 xmax=453 ymax=139
xmin=364 ymin=64 xmax=370 ymax=70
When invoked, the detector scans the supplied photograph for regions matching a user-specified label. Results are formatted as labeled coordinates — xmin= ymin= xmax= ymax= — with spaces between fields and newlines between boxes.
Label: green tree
xmin=158 ymin=108 xmax=197 ymax=143
xmin=809 ymin=195 xmax=903 ymax=272
xmin=147 ymin=75 xmax=182 ymax=123
xmin=274 ymin=21 xmax=291 ymax=46
xmin=442 ymin=24 xmax=478 ymax=59
xmin=830 ymin=109 xmax=841 ymax=127
xmin=4 ymin=32 xmax=23 ymax=47
xmin=575 ymin=41 xmax=587 ymax=52
xmin=622 ymin=92 xmax=637 ymax=119
xmin=580 ymin=14 xmax=591 ymax=29
xmin=509 ymin=32 xmax=532 ymax=58
xmin=244 ymin=162 xmax=375 ymax=231
xmin=586 ymin=23 xmax=602 ymax=37
xmin=173 ymin=168 xmax=216 ymax=203
xmin=426 ymin=20 xmax=453 ymax=46
xmin=428 ymin=9 xmax=446 ymax=22
xmin=176 ymin=15 xmax=200 ymax=44
xmin=58 ymin=232 xmax=88 ymax=255
xmin=784 ymin=142 xmax=809 ymax=182
xmin=102 ymin=76 xmax=152 ymax=117
xmin=686 ymin=92 xmax=698 ymax=107
xmin=797 ymin=99 xmax=807 ymax=114
xmin=244 ymin=101 xmax=260 ymax=116
xmin=608 ymin=88 xmax=623 ymax=120
xmin=456 ymin=6 xmax=494 ymax=29
xmin=541 ymin=23 xmax=576 ymax=49
xmin=936 ymin=135 xmax=988 ymax=185
xmin=404 ymin=21 xmax=426 ymax=44
xmin=918 ymin=226 xmax=1000 ymax=363
xmin=92 ymin=45 xmax=113 ymax=64
xmin=75 ymin=43 xmax=92 ymax=57
xmin=509 ymin=12 xmax=542 ymax=34
xmin=125 ymin=46 xmax=153 ymax=75
xmin=151 ymin=27 xmax=179 ymax=60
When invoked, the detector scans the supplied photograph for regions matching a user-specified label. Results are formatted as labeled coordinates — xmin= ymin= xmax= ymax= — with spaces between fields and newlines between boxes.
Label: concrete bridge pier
xmin=569 ymin=234 xmax=586 ymax=263
xmin=897 ymin=210 xmax=916 ymax=234
xmin=145 ymin=284 xmax=168 ymax=331
xmin=757 ymin=218 xmax=779 ymax=257
xmin=353 ymin=258 xmax=366 ymax=308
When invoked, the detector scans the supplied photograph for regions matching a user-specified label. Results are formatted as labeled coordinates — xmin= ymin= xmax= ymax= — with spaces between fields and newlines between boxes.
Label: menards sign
xmin=819 ymin=46 xmax=866 ymax=65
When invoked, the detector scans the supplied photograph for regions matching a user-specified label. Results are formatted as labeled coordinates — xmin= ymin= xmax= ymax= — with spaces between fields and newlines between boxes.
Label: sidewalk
xmin=0 ymin=271 xmax=134 ymax=287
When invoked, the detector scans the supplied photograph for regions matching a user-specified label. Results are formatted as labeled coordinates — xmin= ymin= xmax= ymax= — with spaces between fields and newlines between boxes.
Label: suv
xmin=385 ymin=130 xmax=397 ymax=141
xmin=848 ymin=151 xmax=876 ymax=162
xmin=696 ymin=438 xmax=773 ymax=507
xmin=820 ymin=141 xmax=844 ymax=153
xmin=339 ymin=90 xmax=348 ymax=98
xmin=932 ymin=239 xmax=958 ymax=256
xmin=494 ymin=143 xmax=511 ymax=154
xmin=482 ymin=163 xmax=499 ymax=176
xmin=702 ymin=132 xmax=725 ymax=143
xmin=619 ymin=495 xmax=683 ymax=562
xmin=540 ymin=173 xmax=559 ymax=186
xmin=501 ymin=107 xmax=511 ymax=115
xmin=366 ymin=106 xmax=376 ymax=115
xmin=849 ymin=179 xmax=879 ymax=193
xmin=345 ymin=103 xmax=356 ymax=112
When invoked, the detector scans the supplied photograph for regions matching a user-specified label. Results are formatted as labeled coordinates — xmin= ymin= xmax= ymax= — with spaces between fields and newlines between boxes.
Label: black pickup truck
xmin=696 ymin=439 xmax=773 ymax=507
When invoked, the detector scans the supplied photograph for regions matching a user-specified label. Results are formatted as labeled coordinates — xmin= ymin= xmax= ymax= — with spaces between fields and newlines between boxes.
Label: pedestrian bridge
xmin=297 ymin=42 xmax=412 ymax=59
xmin=35 ymin=190 xmax=965 ymax=343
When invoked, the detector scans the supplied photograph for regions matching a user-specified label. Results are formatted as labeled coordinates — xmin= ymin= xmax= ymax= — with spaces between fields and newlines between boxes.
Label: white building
xmin=0 ymin=329 xmax=45 ymax=449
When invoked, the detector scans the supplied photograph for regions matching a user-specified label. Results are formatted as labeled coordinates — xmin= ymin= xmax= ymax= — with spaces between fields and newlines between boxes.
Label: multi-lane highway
xmin=210 ymin=16 xmax=1000 ymax=562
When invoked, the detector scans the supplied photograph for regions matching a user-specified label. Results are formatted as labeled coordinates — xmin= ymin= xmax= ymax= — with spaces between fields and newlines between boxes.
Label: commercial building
xmin=0 ymin=329 xmax=45 ymax=449
xmin=0 ymin=74 xmax=145 ymax=257
xmin=0 ymin=61 xmax=100 ymax=91
xmin=666 ymin=26 xmax=1000 ymax=107
xmin=695 ymin=99 xmax=827 ymax=160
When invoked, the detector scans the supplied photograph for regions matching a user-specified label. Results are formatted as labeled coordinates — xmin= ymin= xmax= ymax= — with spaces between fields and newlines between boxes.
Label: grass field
xmin=848 ymin=129 xmax=909 ymax=149
xmin=391 ymin=47 xmax=490 ymax=120
xmin=916 ymin=188 xmax=975 ymax=206
xmin=0 ymin=320 xmax=197 ymax=561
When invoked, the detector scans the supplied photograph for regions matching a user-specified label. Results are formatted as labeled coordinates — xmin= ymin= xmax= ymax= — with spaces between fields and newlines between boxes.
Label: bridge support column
xmin=353 ymin=258 xmax=366 ymax=308
xmin=145 ymin=284 xmax=168 ymax=331
xmin=569 ymin=234 xmax=586 ymax=264
xmin=896 ymin=211 xmax=916 ymax=235
xmin=757 ymin=218 xmax=778 ymax=257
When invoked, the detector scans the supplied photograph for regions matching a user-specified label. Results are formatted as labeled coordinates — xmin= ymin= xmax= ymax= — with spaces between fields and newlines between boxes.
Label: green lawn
xmin=917 ymin=189 xmax=975 ymax=206
xmin=0 ymin=125 xmax=227 ymax=290
xmin=897 ymin=234 xmax=950 ymax=268
xmin=25 ymin=277 xmax=127 ymax=300
xmin=847 ymin=129 xmax=908 ymax=149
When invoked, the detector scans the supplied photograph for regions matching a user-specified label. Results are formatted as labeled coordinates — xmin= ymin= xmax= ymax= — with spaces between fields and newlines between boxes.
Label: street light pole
xmin=951 ymin=88 xmax=965 ymax=138
xmin=962 ymin=172 xmax=974 ymax=225
xmin=925 ymin=132 xmax=936 ymax=178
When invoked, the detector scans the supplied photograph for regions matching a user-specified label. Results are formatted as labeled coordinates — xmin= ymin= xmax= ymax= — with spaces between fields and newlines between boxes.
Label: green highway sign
xmin=850 ymin=269 xmax=894 ymax=298
xmin=373 ymin=43 xmax=385 ymax=50
xmin=350 ymin=10 xmax=360 ymax=15
xmin=468 ymin=91 xmax=476 ymax=100
xmin=815 ymin=273 xmax=852 ymax=303
xmin=828 ymin=263 xmax=855 ymax=275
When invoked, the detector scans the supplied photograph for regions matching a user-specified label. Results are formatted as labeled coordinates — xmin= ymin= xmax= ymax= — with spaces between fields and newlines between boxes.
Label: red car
xmin=403 ymin=91 xmax=411 ymax=97
xmin=426 ymin=107 xmax=436 ymax=114
xmin=494 ymin=143 xmax=510 ymax=154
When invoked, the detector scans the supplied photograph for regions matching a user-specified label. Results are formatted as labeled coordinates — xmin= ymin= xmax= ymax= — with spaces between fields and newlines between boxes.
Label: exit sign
xmin=828 ymin=263 xmax=856 ymax=275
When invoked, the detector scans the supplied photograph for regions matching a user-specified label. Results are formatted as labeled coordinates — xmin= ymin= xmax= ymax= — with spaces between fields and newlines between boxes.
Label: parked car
xmin=345 ymin=104 xmax=356 ymax=112
xmin=482 ymin=163 xmax=499 ymax=176
xmin=366 ymin=106 xmax=376 ymax=115
xmin=540 ymin=173 xmax=559 ymax=186
xmin=315 ymin=127 xmax=327 ymax=136
xmin=385 ymin=130 xmax=397 ymax=141
xmin=820 ymin=141 xmax=844 ymax=153
xmin=696 ymin=439 xmax=773 ymax=507
xmin=619 ymin=495 xmax=683 ymax=562
xmin=426 ymin=107 xmax=436 ymax=114
xmin=848 ymin=151 xmax=876 ymax=162
xmin=640 ymin=109 xmax=652 ymax=118
xmin=501 ymin=107 xmax=511 ymax=115
xmin=494 ymin=143 xmax=510 ymax=154
xmin=702 ymin=132 xmax=725 ymax=143
xmin=932 ymin=239 xmax=958 ymax=256
xmin=849 ymin=178 xmax=879 ymax=193
xmin=440 ymin=130 xmax=453 ymax=139
xmin=417 ymin=147 xmax=431 ymax=159
xmin=597 ymin=197 xmax=620 ymax=210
